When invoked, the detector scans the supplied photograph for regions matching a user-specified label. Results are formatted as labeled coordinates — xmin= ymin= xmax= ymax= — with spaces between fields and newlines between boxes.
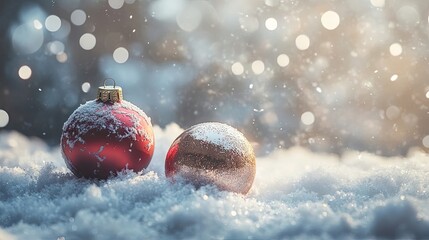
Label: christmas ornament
xmin=61 ymin=79 xmax=155 ymax=179
xmin=165 ymin=122 xmax=256 ymax=194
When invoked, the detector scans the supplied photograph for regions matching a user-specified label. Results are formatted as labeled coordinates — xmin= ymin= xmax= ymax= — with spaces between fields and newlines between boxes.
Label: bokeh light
xmin=45 ymin=15 xmax=61 ymax=32
xmin=3 ymin=0 xmax=429 ymax=156
xmin=277 ymin=54 xmax=290 ymax=67
xmin=295 ymin=34 xmax=310 ymax=50
xmin=423 ymin=135 xmax=429 ymax=148
xmin=301 ymin=112 xmax=315 ymax=125
xmin=109 ymin=0 xmax=125 ymax=9
xmin=389 ymin=43 xmax=402 ymax=56
xmin=231 ymin=62 xmax=244 ymax=75
xmin=70 ymin=9 xmax=86 ymax=26
xmin=113 ymin=47 xmax=129 ymax=64
xmin=81 ymin=82 xmax=91 ymax=93
xmin=0 ymin=110 xmax=9 ymax=128
xmin=56 ymin=52 xmax=68 ymax=63
xmin=370 ymin=0 xmax=385 ymax=8
xmin=176 ymin=4 xmax=202 ymax=32
xmin=321 ymin=11 xmax=340 ymax=30
xmin=18 ymin=65 xmax=32 ymax=80
xmin=12 ymin=23 xmax=44 ymax=54
xmin=79 ymin=33 xmax=96 ymax=50
xmin=265 ymin=18 xmax=278 ymax=31
xmin=251 ymin=60 xmax=265 ymax=75
xmin=33 ymin=19 xmax=43 ymax=29
xmin=386 ymin=105 xmax=400 ymax=120
xmin=47 ymin=41 xmax=65 ymax=55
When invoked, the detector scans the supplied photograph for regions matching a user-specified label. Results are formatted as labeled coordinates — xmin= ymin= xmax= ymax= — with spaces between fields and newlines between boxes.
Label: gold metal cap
xmin=97 ymin=78 xmax=123 ymax=103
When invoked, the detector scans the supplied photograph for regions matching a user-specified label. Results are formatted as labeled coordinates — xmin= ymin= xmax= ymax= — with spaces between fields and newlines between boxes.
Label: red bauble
xmin=165 ymin=122 xmax=256 ymax=194
xmin=61 ymin=84 xmax=154 ymax=179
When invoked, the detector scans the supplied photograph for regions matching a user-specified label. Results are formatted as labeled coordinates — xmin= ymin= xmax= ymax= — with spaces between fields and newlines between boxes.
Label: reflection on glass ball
xmin=165 ymin=122 xmax=256 ymax=194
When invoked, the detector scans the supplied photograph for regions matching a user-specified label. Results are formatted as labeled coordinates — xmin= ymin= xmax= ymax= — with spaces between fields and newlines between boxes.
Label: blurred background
xmin=0 ymin=0 xmax=429 ymax=156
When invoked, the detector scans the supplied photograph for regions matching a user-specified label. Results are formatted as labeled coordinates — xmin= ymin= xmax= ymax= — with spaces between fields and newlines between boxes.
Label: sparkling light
xmin=301 ymin=111 xmax=315 ymax=125
xmin=231 ymin=62 xmax=244 ymax=75
xmin=113 ymin=47 xmax=129 ymax=63
xmin=81 ymin=82 xmax=91 ymax=93
xmin=0 ymin=110 xmax=9 ymax=128
xmin=108 ymin=0 xmax=125 ymax=9
xmin=425 ymin=90 xmax=429 ymax=99
xmin=18 ymin=65 xmax=32 ymax=80
xmin=251 ymin=60 xmax=265 ymax=75
xmin=71 ymin=9 xmax=86 ymax=26
xmin=422 ymin=135 xmax=429 ymax=148
xmin=370 ymin=0 xmax=385 ymax=7
xmin=265 ymin=18 xmax=278 ymax=31
xmin=79 ymin=33 xmax=96 ymax=50
xmin=45 ymin=15 xmax=61 ymax=32
xmin=295 ymin=34 xmax=310 ymax=50
xmin=321 ymin=11 xmax=340 ymax=30
xmin=277 ymin=54 xmax=290 ymax=67
xmin=389 ymin=43 xmax=402 ymax=56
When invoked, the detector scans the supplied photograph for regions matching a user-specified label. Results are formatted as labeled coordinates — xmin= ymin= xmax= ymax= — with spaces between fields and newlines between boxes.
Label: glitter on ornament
xmin=165 ymin=122 xmax=256 ymax=194
xmin=61 ymin=79 xmax=155 ymax=179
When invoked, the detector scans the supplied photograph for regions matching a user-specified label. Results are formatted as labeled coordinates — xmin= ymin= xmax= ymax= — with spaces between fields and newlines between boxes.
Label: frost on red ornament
xmin=61 ymin=83 xmax=154 ymax=179
xmin=165 ymin=122 xmax=256 ymax=194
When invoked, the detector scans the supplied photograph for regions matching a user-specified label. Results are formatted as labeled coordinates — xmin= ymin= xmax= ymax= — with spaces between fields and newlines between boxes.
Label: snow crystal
xmin=61 ymin=100 xmax=152 ymax=149
xmin=187 ymin=122 xmax=250 ymax=152
xmin=1 ymin=126 xmax=429 ymax=239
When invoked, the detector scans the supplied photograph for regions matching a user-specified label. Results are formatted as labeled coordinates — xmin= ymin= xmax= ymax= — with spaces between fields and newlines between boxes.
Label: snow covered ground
xmin=1 ymin=124 xmax=429 ymax=239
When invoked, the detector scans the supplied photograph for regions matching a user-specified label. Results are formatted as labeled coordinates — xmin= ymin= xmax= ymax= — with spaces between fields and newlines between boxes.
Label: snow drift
xmin=0 ymin=124 xmax=428 ymax=239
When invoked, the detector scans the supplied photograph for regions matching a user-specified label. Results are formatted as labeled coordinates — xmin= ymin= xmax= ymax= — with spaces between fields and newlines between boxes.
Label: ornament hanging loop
xmin=104 ymin=78 xmax=116 ymax=89
xmin=98 ymin=78 xmax=123 ymax=103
